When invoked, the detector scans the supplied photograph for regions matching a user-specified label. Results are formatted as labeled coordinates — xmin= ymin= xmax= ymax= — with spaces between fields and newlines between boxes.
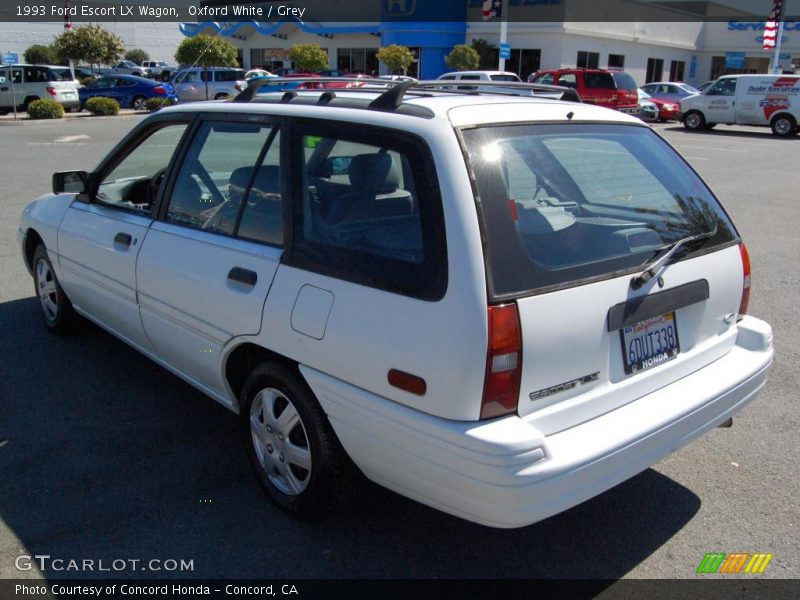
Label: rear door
xmin=460 ymin=122 xmax=743 ymax=433
xmin=136 ymin=115 xmax=285 ymax=396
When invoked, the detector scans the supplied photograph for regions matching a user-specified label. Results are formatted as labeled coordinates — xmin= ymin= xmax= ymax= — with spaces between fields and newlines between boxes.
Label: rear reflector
xmin=388 ymin=369 xmax=427 ymax=396
xmin=738 ymin=243 xmax=751 ymax=319
xmin=480 ymin=303 xmax=522 ymax=420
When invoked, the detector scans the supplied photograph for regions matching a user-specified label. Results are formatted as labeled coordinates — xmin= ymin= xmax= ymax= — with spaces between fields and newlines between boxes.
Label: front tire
xmin=32 ymin=244 xmax=75 ymax=333
xmin=683 ymin=110 xmax=706 ymax=131
xmin=241 ymin=362 xmax=354 ymax=519
xmin=771 ymin=114 xmax=797 ymax=137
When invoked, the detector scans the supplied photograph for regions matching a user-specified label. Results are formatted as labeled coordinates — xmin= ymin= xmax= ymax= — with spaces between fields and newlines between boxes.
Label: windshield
xmin=460 ymin=123 xmax=737 ymax=298
xmin=677 ymin=83 xmax=700 ymax=94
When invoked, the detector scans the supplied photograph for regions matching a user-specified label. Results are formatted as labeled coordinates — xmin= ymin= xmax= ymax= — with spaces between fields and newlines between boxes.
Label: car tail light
xmin=738 ymin=243 xmax=751 ymax=319
xmin=480 ymin=303 xmax=522 ymax=419
xmin=153 ymin=85 xmax=165 ymax=94
xmin=46 ymin=87 xmax=57 ymax=96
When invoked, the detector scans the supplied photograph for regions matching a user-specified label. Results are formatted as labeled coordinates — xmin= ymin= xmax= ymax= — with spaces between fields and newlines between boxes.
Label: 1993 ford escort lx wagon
xmin=18 ymin=79 xmax=773 ymax=527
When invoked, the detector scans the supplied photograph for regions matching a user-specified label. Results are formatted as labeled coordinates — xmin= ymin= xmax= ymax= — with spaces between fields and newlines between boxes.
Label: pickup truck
xmin=98 ymin=61 xmax=150 ymax=78
xmin=141 ymin=61 xmax=176 ymax=80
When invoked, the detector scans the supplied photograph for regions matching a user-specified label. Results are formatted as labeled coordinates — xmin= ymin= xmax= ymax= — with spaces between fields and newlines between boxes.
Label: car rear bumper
xmin=303 ymin=316 xmax=773 ymax=528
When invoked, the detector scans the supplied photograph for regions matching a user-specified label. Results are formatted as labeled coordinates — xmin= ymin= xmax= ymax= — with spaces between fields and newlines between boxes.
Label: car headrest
xmin=348 ymin=153 xmax=399 ymax=194
xmin=230 ymin=165 xmax=281 ymax=201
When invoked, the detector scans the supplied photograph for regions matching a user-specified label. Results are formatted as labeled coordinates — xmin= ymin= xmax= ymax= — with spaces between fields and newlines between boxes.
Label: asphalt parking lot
xmin=0 ymin=116 xmax=797 ymax=583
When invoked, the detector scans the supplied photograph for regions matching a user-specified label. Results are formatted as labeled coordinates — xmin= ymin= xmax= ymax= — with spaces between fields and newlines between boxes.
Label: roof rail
xmin=232 ymin=76 xmax=582 ymax=106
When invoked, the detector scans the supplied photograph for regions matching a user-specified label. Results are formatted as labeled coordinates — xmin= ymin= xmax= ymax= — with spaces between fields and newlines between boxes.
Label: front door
xmin=57 ymin=121 xmax=190 ymax=352
xmin=136 ymin=116 xmax=285 ymax=397
xmin=703 ymin=78 xmax=738 ymax=124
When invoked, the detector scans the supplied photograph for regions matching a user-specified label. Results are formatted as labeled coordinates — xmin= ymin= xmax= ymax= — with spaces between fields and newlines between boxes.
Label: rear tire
xmin=683 ymin=110 xmax=705 ymax=131
xmin=771 ymin=114 xmax=797 ymax=137
xmin=22 ymin=96 xmax=39 ymax=112
xmin=241 ymin=362 xmax=356 ymax=519
xmin=131 ymin=95 xmax=147 ymax=111
xmin=32 ymin=244 xmax=76 ymax=334
xmin=214 ymin=93 xmax=230 ymax=101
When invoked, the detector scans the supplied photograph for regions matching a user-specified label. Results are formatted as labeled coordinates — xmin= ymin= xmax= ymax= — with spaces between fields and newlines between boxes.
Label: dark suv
xmin=529 ymin=68 xmax=638 ymax=115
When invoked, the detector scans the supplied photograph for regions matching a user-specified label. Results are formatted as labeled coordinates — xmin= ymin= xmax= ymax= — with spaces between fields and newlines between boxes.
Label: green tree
xmin=124 ymin=48 xmax=150 ymax=65
xmin=288 ymin=43 xmax=329 ymax=73
xmin=24 ymin=44 xmax=58 ymax=65
xmin=376 ymin=44 xmax=414 ymax=75
xmin=53 ymin=25 xmax=125 ymax=70
xmin=470 ymin=39 xmax=497 ymax=69
xmin=445 ymin=45 xmax=480 ymax=71
xmin=174 ymin=35 xmax=238 ymax=68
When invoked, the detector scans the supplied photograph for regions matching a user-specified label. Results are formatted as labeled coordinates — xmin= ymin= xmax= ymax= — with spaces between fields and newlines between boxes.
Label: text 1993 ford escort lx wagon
xmin=18 ymin=79 xmax=773 ymax=528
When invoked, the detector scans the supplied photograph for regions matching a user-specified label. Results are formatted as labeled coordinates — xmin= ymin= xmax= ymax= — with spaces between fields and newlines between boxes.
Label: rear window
xmin=460 ymin=123 xmax=737 ymax=299
xmin=583 ymin=72 xmax=616 ymax=89
xmin=214 ymin=69 xmax=246 ymax=82
xmin=490 ymin=74 xmax=521 ymax=82
xmin=611 ymin=72 xmax=637 ymax=91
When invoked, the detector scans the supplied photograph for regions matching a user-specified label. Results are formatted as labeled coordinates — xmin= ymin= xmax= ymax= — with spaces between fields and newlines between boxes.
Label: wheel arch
xmin=224 ymin=342 xmax=298 ymax=410
xmin=23 ymin=228 xmax=45 ymax=275
xmin=770 ymin=111 xmax=797 ymax=127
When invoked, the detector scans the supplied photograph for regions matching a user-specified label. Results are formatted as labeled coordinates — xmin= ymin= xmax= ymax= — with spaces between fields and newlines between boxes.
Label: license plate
xmin=63 ymin=92 xmax=74 ymax=97
xmin=620 ymin=312 xmax=680 ymax=375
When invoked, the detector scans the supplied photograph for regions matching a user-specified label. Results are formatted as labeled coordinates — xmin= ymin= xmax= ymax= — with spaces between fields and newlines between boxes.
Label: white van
xmin=0 ymin=64 xmax=80 ymax=113
xmin=680 ymin=74 xmax=800 ymax=136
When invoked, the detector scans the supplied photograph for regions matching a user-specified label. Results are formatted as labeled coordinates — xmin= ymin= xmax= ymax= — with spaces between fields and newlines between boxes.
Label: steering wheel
xmin=147 ymin=167 xmax=168 ymax=204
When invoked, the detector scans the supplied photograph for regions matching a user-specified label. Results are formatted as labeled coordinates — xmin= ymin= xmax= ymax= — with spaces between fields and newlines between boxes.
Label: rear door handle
xmin=227 ymin=267 xmax=257 ymax=287
xmin=113 ymin=232 xmax=132 ymax=248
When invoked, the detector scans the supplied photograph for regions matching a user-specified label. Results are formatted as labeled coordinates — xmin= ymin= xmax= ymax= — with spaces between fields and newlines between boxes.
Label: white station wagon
xmin=18 ymin=79 xmax=773 ymax=528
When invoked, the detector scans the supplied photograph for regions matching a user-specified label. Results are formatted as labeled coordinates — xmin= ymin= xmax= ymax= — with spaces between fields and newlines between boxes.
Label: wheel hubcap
xmin=134 ymin=98 xmax=145 ymax=110
xmin=250 ymin=387 xmax=312 ymax=496
xmin=35 ymin=258 xmax=58 ymax=322
xmin=687 ymin=114 xmax=701 ymax=128
xmin=775 ymin=119 xmax=791 ymax=135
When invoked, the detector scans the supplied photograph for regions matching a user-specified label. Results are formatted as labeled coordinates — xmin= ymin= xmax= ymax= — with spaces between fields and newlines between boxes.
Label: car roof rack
xmin=232 ymin=77 xmax=582 ymax=108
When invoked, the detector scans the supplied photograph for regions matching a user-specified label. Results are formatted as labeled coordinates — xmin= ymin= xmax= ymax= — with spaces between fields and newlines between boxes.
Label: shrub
xmin=125 ymin=48 xmax=150 ymax=65
xmin=144 ymin=97 xmax=177 ymax=112
xmin=27 ymin=98 xmax=65 ymax=119
xmin=445 ymin=45 xmax=480 ymax=71
xmin=288 ymin=43 xmax=329 ymax=72
xmin=85 ymin=96 xmax=120 ymax=116
xmin=376 ymin=45 xmax=414 ymax=74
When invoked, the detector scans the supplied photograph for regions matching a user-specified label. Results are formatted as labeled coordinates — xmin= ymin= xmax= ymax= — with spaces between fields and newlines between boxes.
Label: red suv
xmin=528 ymin=68 xmax=638 ymax=115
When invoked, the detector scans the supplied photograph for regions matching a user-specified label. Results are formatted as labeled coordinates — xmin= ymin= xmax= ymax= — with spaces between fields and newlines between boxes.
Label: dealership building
xmin=180 ymin=0 xmax=798 ymax=86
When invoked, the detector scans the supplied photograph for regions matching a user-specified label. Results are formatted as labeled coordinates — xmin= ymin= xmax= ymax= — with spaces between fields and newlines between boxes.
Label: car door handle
xmin=227 ymin=267 xmax=257 ymax=287
xmin=113 ymin=232 xmax=132 ymax=248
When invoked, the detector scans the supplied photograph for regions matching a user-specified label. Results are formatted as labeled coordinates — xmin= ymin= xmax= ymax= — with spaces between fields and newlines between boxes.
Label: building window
xmin=577 ymin=51 xmax=600 ymax=69
xmin=250 ymin=48 xmax=291 ymax=72
xmin=608 ymin=54 xmax=625 ymax=69
xmin=506 ymin=48 xmax=541 ymax=78
xmin=646 ymin=58 xmax=664 ymax=83
xmin=337 ymin=48 xmax=379 ymax=75
xmin=669 ymin=60 xmax=685 ymax=82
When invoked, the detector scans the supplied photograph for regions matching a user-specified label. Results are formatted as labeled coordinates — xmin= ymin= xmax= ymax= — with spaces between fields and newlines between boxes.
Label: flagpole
xmin=771 ymin=20 xmax=785 ymax=74
xmin=498 ymin=0 xmax=508 ymax=71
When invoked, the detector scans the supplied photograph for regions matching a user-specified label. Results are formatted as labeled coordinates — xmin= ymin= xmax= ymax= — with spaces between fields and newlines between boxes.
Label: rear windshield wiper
xmin=630 ymin=230 xmax=715 ymax=290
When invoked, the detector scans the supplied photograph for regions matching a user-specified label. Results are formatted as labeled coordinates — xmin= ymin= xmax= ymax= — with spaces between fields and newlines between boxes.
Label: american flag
xmin=64 ymin=0 xmax=72 ymax=30
xmin=482 ymin=0 xmax=502 ymax=21
xmin=762 ymin=0 xmax=783 ymax=50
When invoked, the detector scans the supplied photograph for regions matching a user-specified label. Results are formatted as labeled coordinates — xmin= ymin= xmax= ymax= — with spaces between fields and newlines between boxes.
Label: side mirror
xmin=53 ymin=170 xmax=89 ymax=195
xmin=324 ymin=156 xmax=353 ymax=177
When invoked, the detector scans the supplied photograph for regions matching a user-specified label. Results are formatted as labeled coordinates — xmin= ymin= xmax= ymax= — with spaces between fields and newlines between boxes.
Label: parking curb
xmin=0 ymin=110 xmax=146 ymax=126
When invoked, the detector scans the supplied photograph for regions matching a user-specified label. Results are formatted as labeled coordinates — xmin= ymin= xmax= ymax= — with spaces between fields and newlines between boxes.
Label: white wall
xmin=0 ymin=21 xmax=183 ymax=63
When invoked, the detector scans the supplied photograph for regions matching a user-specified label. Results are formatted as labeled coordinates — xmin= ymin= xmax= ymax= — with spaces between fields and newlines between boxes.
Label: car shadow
xmin=0 ymin=297 xmax=701 ymax=581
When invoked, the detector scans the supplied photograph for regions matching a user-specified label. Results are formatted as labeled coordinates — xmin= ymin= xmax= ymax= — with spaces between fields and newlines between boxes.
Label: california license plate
xmin=621 ymin=312 xmax=680 ymax=375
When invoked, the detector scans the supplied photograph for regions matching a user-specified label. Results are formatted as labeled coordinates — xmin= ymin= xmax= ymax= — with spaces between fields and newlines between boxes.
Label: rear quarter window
xmin=611 ymin=72 xmax=637 ymax=90
xmin=583 ymin=72 xmax=616 ymax=89
xmin=460 ymin=123 xmax=737 ymax=299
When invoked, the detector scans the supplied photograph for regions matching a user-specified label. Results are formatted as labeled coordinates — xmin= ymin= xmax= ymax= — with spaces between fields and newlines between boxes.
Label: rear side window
xmin=611 ymin=72 xmax=637 ymax=90
xmin=461 ymin=123 xmax=737 ymax=299
xmin=583 ymin=72 xmax=616 ymax=89
xmin=289 ymin=120 xmax=447 ymax=300
xmin=215 ymin=70 xmax=245 ymax=82
xmin=490 ymin=74 xmax=520 ymax=82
